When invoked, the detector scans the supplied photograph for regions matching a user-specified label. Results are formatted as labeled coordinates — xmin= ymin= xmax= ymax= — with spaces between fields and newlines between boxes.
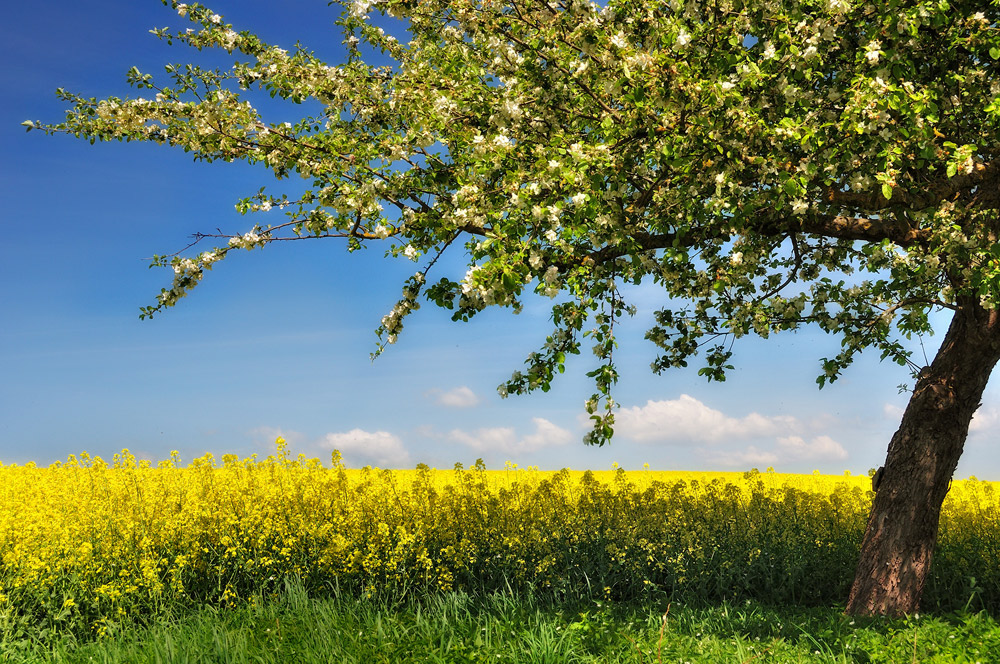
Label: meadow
xmin=2 ymin=439 xmax=999 ymax=662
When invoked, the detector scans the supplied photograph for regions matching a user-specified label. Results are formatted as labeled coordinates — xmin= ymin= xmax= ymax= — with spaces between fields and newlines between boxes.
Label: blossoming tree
xmin=28 ymin=0 xmax=1000 ymax=616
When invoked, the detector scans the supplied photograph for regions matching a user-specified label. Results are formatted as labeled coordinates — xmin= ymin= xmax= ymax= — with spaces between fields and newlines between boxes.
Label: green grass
xmin=4 ymin=581 xmax=998 ymax=663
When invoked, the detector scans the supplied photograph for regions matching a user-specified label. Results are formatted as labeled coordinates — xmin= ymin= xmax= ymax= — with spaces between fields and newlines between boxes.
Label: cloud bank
xmin=613 ymin=394 xmax=800 ymax=444
xmin=449 ymin=417 xmax=572 ymax=455
xmin=320 ymin=429 xmax=410 ymax=467
xmin=611 ymin=394 xmax=848 ymax=468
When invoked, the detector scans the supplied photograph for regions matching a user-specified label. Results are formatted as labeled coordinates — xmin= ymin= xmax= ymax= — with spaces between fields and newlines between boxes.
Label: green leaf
xmin=782 ymin=178 xmax=802 ymax=196
xmin=947 ymin=162 xmax=958 ymax=177
xmin=881 ymin=183 xmax=893 ymax=200
xmin=991 ymin=47 xmax=1000 ymax=60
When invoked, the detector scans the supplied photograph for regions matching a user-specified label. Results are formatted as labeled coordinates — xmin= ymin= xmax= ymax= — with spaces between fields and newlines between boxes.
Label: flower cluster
xmin=2 ymin=446 xmax=998 ymax=642
xmin=374 ymin=273 xmax=425 ymax=354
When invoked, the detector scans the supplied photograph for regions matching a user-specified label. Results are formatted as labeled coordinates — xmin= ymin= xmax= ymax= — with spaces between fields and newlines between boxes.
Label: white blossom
xmin=220 ymin=29 xmax=238 ymax=51
xmin=228 ymin=230 xmax=263 ymax=250
xmin=502 ymin=99 xmax=522 ymax=119
xmin=350 ymin=0 xmax=376 ymax=18
xmin=542 ymin=266 xmax=560 ymax=297
xmin=865 ymin=40 xmax=881 ymax=64
xmin=627 ymin=53 xmax=654 ymax=70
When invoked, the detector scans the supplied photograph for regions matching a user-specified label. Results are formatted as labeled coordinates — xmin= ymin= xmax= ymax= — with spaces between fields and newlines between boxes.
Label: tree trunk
xmin=845 ymin=298 xmax=1000 ymax=616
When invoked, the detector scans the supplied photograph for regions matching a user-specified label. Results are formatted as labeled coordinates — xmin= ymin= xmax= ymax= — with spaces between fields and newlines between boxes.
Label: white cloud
xmin=704 ymin=435 xmax=846 ymax=469
xmin=449 ymin=426 xmax=516 ymax=452
xmin=320 ymin=429 xmax=410 ymax=467
xmin=777 ymin=435 xmax=848 ymax=461
xmin=449 ymin=417 xmax=572 ymax=455
xmin=707 ymin=446 xmax=780 ymax=468
xmin=522 ymin=418 xmax=574 ymax=449
xmin=430 ymin=386 xmax=481 ymax=408
xmin=883 ymin=403 xmax=904 ymax=421
xmin=971 ymin=406 xmax=1000 ymax=433
xmin=608 ymin=395 xmax=847 ymax=470
xmin=613 ymin=394 xmax=800 ymax=444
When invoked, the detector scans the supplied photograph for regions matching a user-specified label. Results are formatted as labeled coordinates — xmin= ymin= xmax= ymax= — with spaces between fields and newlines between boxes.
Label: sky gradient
xmin=3 ymin=0 xmax=998 ymax=478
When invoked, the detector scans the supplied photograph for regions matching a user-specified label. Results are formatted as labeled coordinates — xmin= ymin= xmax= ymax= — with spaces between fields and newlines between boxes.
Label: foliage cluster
xmin=1 ymin=442 xmax=998 ymax=645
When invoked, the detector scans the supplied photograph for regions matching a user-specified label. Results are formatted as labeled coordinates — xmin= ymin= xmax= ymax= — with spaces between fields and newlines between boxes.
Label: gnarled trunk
xmin=846 ymin=298 xmax=1000 ymax=616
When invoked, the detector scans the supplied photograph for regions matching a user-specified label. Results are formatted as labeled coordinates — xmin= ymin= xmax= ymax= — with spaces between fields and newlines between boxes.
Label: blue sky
xmin=3 ymin=0 xmax=998 ymax=478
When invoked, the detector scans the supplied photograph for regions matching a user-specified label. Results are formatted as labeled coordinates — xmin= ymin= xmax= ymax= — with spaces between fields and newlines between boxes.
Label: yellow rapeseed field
xmin=1 ymin=438 xmax=998 ymax=638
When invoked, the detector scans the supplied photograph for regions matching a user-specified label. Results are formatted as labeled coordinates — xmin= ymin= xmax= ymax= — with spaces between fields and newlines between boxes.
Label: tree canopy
xmin=30 ymin=0 xmax=999 ymax=444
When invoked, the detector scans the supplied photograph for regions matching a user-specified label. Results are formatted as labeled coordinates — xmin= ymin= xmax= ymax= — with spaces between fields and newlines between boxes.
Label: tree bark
xmin=845 ymin=298 xmax=1000 ymax=616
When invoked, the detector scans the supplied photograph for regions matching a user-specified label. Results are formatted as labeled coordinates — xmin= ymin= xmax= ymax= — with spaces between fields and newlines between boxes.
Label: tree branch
xmin=823 ymin=158 xmax=1000 ymax=211
xmin=791 ymin=212 xmax=931 ymax=247
xmin=583 ymin=209 xmax=930 ymax=268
